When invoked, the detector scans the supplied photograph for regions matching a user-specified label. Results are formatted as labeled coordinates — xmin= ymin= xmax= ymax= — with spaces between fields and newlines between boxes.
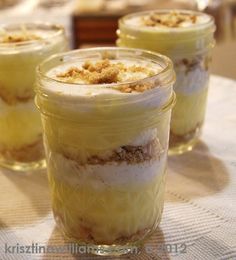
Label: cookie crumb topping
xmin=0 ymin=32 xmax=42 ymax=43
xmin=142 ymin=11 xmax=197 ymax=28
xmin=117 ymin=83 xmax=155 ymax=93
xmin=56 ymin=59 xmax=158 ymax=92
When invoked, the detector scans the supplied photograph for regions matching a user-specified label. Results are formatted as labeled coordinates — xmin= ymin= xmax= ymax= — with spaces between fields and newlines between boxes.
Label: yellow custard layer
xmin=41 ymin=108 xmax=170 ymax=164
xmin=49 ymin=169 xmax=165 ymax=245
xmin=0 ymin=44 xmax=65 ymax=99
xmin=0 ymin=26 xmax=66 ymax=99
xmin=171 ymin=86 xmax=208 ymax=136
xmin=0 ymin=102 xmax=41 ymax=149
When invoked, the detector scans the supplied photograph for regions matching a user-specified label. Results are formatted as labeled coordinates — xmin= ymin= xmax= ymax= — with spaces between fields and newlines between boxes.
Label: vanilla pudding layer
xmin=0 ymin=99 xmax=41 ymax=147
xmin=171 ymin=87 xmax=208 ymax=135
xmin=51 ymin=168 xmax=166 ymax=244
xmin=0 ymin=93 xmax=43 ymax=163
xmin=0 ymin=99 xmax=43 ymax=162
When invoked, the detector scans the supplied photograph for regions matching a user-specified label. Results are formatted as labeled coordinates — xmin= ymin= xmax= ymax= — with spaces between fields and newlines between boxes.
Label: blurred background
xmin=0 ymin=0 xmax=235 ymax=79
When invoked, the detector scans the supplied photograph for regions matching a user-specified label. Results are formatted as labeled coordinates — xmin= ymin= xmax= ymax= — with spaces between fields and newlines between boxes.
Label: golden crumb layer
xmin=0 ymin=137 xmax=44 ymax=162
xmin=0 ymin=85 xmax=34 ymax=105
xmin=56 ymin=59 xmax=156 ymax=86
xmin=62 ymin=139 xmax=163 ymax=165
xmin=117 ymin=82 xmax=156 ymax=93
xmin=170 ymin=122 xmax=202 ymax=146
xmin=142 ymin=11 xmax=197 ymax=28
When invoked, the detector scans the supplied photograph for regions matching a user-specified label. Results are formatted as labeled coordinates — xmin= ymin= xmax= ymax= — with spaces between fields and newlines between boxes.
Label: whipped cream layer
xmin=125 ymin=11 xmax=211 ymax=30
xmin=174 ymin=64 xmax=209 ymax=95
xmin=173 ymin=54 xmax=209 ymax=95
xmin=128 ymin=128 xmax=157 ymax=146
xmin=49 ymin=151 xmax=166 ymax=189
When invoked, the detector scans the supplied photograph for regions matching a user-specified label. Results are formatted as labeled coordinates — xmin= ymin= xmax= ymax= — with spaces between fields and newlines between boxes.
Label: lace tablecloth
xmin=0 ymin=75 xmax=235 ymax=260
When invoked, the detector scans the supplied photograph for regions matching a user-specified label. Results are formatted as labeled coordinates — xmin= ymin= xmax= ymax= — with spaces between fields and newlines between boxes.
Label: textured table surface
xmin=0 ymin=75 xmax=235 ymax=260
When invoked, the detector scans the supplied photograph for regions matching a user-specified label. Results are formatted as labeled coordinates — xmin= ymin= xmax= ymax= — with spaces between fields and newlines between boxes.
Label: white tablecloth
xmin=0 ymin=75 xmax=235 ymax=260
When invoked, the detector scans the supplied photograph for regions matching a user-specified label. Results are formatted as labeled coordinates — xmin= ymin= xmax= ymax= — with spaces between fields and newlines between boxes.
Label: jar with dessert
xmin=117 ymin=10 xmax=216 ymax=154
xmin=0 ymin=22 xmax=67 ymax=171
xmin=36 ymin=47 xmax=175 ymax=255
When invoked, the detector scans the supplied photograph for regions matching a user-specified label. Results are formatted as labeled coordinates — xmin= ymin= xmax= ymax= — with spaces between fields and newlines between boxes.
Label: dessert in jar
xmin=36 ymin=48 xmax=175 ymax=255
xmin=117 ymin=10 xmax=215 ymax=154
xmin=0 ymin=22 xmax=67 ymax=170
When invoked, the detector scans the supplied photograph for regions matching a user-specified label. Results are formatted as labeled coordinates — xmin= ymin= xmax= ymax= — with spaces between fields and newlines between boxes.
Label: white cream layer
xmin=128 ymin=128 xmax=158 ymax=146
xmin=42 ymin=59 xmax=172 ymax=112
xmin=49 ymin=151 xmax=166 ymax=189
xmin=174 ymin=64 xmax=209 ymax=95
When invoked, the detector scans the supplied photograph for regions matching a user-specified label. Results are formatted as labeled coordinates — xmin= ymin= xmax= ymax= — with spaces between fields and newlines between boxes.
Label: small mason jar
xmin=0 ymin=22 xmax=67 ymax=171
xmin=117 ymin=10 xmax=215 ymax=154
xmin=35 ymin=47 xmax=175 ymax=255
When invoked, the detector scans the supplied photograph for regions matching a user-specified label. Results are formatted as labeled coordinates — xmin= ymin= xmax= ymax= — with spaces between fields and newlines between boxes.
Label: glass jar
xmin=36 ymin=47 xmax=175 ymax=255
xmin=117 ymin=10 xmax=216 ymax=154
xmin=0 ymin=22 xmax=67 ymax=171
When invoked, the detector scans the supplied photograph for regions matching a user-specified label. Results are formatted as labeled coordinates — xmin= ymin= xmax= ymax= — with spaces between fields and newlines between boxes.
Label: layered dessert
xmin=36 ymin=49 xmax=175 ymax=251
xmin=118 ymin=10 xmax=215 ymax=153
xmin=0 ymin=23 xmax=66 ymax=169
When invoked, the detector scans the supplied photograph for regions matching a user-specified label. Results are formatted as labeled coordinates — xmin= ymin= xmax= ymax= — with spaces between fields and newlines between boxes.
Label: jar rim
xmin=37 ymin=47 xmax=175 ymax=89
xmin=0 ymin=22 xmax=65 ymax=49
xmin=119 ymin=9 xmax=215 ymax=34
